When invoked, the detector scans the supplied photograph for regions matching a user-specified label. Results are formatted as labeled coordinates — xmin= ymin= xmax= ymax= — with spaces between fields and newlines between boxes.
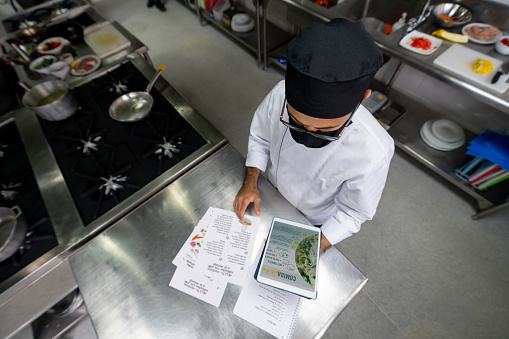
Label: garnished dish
xmin=36 ymin=37 xmax=69 ymax=55
xmin=34 ymin=57 xmax=55 ymax=69
xmin=29 ymin=55 xmax=57 ymax=74
xmin=399 ymin=30 xmax=442 ymax=55
xmin=472 ymin=58 xmax=494 ymax=75
xmin=462 ymin=23 xmax=502 ymax=44
xmin=295 ymin=234 xmax=318 ymax=287
xmin=71 ymin=55 xmax=102 ymax=76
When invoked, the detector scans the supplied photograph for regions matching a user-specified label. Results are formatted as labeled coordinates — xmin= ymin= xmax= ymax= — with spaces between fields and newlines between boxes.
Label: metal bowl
xmin=433 ymin=3 xmax=472 ymax=28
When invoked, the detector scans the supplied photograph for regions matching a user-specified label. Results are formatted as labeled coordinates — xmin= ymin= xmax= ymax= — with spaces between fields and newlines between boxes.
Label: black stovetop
xmin=37 ymin=62 xmax=207 ymax=226
xmin=0 ymin=120 xmax=57 ymax=284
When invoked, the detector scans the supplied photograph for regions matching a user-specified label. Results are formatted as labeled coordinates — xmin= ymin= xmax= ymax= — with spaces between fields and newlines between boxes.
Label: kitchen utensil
xmin=494 ymin=35 xmax=509 ymax=55
xmin=0 ymin=206 xmax=27 ymax=262
xmin=491 ymin=62 xmax=509 ymax=84
xmin=430 ymin=119 xmax=465 ymax=143
xmin=432 ymin=3 xmax=472 ymax=28
xmin=433 ymin=44 xmax=509 ymax=93
xmin=70 ymin=55 xmax=101 ymax=76
xmin=29 ymin=55 xmax=57 ymax=74
xmin=21 ymin=79 xmax=78 ymax=121
xmin=461 ymin=23 xmax=502 ymax=44
xmin=14 ymin=11 xmax=57 ymax=44
xmin=420 ymin=120 xmax=465 ymax=151
xmin=399 ymin=30 xmax=442 ymax=55
xmin=109 ymin=64 xmax=165 ymax=122
xmin=36 ymin=37 xmax=70 ymax=56
xmin=84 ymin=22 xmax=131 ymax=59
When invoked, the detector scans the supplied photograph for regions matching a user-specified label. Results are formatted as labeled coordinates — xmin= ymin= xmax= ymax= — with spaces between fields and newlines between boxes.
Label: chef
xmin=233 ymin=18 xmax=394 ymax=251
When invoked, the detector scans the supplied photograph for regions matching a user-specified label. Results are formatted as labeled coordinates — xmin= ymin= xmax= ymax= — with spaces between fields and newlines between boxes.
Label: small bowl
xmin=432 ymin=3 xmax=472 ymax=28
xmin=36 ymin=37 xmax=69 ymax=56
xmin=29 ymin=55 xmax=57 ymax=74
xmin=495 ymin=35 xmax=509 ymax=55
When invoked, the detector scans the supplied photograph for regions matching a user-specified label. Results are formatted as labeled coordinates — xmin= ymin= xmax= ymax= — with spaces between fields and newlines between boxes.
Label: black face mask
xmin=288 ymin=118 xmax=341 ymax=148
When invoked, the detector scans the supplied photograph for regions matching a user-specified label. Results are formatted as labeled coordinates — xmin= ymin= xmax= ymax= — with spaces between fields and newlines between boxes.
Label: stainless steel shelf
xmin=382 ymin=86 xmax=509 ymax=216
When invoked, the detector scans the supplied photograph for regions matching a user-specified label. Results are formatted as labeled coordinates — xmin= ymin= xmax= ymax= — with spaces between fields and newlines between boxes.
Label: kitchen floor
xmin=3 ymin=0 xmax=509 ymax=338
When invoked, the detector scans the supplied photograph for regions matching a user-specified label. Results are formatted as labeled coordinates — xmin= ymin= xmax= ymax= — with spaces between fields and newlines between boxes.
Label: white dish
xmin=420 ymin=120 xmax=465 ymax=151
xmin=36 ymin=37 xmax=70 ymax=55
xmin=399 ymin=30 xmax=442 ymax=55
xmin=29 ymin=55 xmax=57 ymax=74
xmin=70 ymin=55 xmax=102 ymax=76
xmin=231 ymin=14 xmax=255 ymax=33
xmin=430 ymin=119 xmax=465 ymax=143
xmin=462 ymin=23 xmax=502 ymax=44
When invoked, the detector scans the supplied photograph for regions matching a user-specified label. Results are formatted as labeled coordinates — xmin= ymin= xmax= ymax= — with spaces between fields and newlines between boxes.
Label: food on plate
xmin=432 ymin=29 xmax=468 ymax=43
xmin=34 ymin=58 xmax=55 ymax=69
xmin=295 ymin=234 xmax=318 ymax=287
xmin=501 ymin=38 xmax=509 ymax=47
xmin=439 ymin=15 xmax=456 ymax=22
xmin=472 ymin=58 xmax=494 ymax=75
xmin=42 ymin=41 xmax=62 ymax=51
xmin=74 ymin=56 xmax=99 ymax=74
xmin=464 ymin=25 xmax=501 ymax=42
xmin=410 ymin=37 xmax=432 ymax=50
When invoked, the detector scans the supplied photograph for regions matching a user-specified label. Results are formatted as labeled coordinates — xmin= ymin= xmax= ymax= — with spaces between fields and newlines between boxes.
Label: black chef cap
xmin=285 ymin=18 xmax=384 ymax=119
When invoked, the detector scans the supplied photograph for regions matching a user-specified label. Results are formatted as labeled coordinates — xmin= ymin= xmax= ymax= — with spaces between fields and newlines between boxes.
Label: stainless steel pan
xmin=0 ymin=206 xmax=27 ymax=262
xmin=109 ymin=64 xmax=165 ymax=122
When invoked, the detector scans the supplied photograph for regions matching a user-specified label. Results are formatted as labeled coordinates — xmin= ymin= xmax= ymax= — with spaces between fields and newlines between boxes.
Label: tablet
xmin=255 ymin=217 xmax=321 ymax=299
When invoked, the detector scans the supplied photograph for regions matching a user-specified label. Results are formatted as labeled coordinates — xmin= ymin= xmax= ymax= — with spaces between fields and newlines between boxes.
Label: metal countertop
xmin=70 ymin=144 xmax=367 ymax=338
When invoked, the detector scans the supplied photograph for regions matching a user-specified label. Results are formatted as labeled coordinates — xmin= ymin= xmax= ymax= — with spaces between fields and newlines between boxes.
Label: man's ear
xmin=362 ymin=89 xmax=372 ymax=101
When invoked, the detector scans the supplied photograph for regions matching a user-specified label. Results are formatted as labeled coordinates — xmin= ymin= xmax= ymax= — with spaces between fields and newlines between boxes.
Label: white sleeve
xmin=320 ymin=153 xmax=393 ymax=245
xmin=245 ymin=82 xmax=283 ymax=172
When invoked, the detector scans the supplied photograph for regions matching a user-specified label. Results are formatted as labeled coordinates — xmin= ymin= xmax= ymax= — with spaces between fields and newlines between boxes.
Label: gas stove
xmin=0 ymin=53 xmax=227 ymax=299
xmin=37 ymin=62 xmax=208 ymax=226
xmin=2 ymin=0 xmax=90 ymax=33
xmin=0 ymin=119 xmax=58 ymax=284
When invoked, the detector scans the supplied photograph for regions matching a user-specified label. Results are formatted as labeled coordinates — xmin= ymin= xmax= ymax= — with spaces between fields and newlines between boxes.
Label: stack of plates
xmin=419 ymin=119 xmax=466 ymax=151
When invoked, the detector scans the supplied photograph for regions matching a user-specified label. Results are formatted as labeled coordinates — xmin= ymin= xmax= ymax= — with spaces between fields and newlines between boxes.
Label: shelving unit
xmin=378 ymin=85 xmax=509 ymax=218
xmin=178 ymin=0 xmax=293 ymax=69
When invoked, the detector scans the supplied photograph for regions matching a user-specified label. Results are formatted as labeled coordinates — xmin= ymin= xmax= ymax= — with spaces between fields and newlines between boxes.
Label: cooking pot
xmin=21 ymin=79 xmax=77 ymax=121
xmin=0 ymin=206 xmax=27 ymax=262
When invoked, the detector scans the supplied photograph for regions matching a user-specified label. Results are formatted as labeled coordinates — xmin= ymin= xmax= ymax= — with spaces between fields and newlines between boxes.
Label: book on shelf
xmin=476 ymin=171 xmax=509 ymax=190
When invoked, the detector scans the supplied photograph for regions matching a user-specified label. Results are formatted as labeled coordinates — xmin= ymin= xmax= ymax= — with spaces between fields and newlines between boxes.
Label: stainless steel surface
xmin=0 ymin=260 xmax=78 ymax=339
xmin=432 ymin=3 xmax=472 ymax=28
xmin=0 ymin=52 xmax=227 ymax=338
xmin=70 ymin=144 xmax=367 ymax=339
xmin=10 ymin=7 xmax=151 ymax=90
xmin=0 ymin=206 xmax=27 ymax=262
xmin=406 ymin=0 xmax=432 ymax=33
xmin=277 ymin=0 xmax=509 ymax=114
xmin=21 ymin=79 xmax=78 ymax=121
xmin=108 ymin=64 xmax=164 ymax=122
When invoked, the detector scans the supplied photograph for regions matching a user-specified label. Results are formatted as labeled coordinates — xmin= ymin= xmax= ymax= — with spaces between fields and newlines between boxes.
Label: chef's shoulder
xmin=353 ymin=105 xmax=395 ymax=159
xmin=255 ymin=80 xmax=286 ymax=118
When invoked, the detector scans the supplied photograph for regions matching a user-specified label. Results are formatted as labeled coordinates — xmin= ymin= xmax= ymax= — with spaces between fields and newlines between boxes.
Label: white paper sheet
xmin=233 ymin=242 xmax=301 ymax=339
xmin=169 ymin=266 xmax=228 ymax=307
xmin=192 ymin=208 xmax=260 ymax=286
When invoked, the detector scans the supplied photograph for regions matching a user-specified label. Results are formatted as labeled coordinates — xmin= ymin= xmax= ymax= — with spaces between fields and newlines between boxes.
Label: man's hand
xmin=234 ymin=167 xmax=261 ymax=221
xmin=320 ymin=233 xmax=331 ymax=253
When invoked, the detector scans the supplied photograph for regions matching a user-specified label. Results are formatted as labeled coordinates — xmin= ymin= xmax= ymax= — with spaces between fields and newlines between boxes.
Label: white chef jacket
xmin=246 ymin=81 xmax=394 ymax=245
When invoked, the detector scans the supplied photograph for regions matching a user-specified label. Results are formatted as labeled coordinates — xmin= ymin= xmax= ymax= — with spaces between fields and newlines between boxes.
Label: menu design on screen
xmin=295 ymin=234 xmax=318 ymax=287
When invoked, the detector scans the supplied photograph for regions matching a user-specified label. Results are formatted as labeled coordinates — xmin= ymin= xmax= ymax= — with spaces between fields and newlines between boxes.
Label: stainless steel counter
xmin=277 ymin=0 xmax=509 ymax=114
xmin=70 ymin=144 xmax=367 ymax=338
xmin=0 ymin=51 xmax=227 ymax=338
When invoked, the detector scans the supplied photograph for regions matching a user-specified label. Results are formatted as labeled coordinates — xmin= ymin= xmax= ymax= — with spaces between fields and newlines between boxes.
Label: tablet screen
xmin=257 ymin=218 xmax=320 ymax=297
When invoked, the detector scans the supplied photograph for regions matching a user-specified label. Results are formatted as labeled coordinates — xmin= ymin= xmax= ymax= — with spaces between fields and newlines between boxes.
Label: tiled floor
xmin=2 ymin=0 xmax=509 ymax=337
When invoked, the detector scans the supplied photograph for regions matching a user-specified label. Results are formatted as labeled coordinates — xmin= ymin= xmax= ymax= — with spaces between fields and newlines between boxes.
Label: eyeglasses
xmin=279 ymin=98 xmax=360 ymax=141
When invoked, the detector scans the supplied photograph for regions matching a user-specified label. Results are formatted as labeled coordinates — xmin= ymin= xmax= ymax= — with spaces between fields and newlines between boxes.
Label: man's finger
xmin=254 ymin=198 xmax=261 ymax=216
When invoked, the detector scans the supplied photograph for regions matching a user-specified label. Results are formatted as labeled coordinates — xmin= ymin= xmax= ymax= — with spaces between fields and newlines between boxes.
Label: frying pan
xmin=0 ymin=206 xmax=27 ymax=262
xmin=109 ymin=64 xmax=165 ymax=122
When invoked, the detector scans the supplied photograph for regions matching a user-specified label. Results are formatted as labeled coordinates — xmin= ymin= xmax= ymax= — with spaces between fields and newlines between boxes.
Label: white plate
xmin=420 ymin=120 xmax=465 ymax=151
xmin=399 ymin=30 xmax=442 ymax=55
xmin=70 ymin=55 xmax=102 ymax=76
xmin=462 ymin=23 xmax=502 ymax=44
xmin=430 ymin=119 xmax=465 ymax=143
